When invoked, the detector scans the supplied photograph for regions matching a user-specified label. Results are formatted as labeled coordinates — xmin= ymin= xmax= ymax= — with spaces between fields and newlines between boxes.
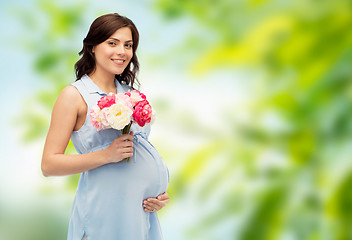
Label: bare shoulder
xmin=55 ymin=85 xmax=85 ymax=107
xmin=50 ymin=85 xmax=82 ymax=118
xmin=59 ymin=85 xmax=81 ymax=101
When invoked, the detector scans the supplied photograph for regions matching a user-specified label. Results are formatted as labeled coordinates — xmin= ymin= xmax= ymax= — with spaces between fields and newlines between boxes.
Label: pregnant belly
xmin=85 ymin=139 xmax=169 ymax=202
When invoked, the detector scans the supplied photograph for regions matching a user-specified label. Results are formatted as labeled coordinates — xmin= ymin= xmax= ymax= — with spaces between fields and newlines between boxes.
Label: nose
xmin=116 ymin=43 xmax=126 ymax=56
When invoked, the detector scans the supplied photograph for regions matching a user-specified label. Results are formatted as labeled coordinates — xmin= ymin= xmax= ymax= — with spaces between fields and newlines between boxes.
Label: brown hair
xmin=75 ymin=13 xmax=140 ymax=88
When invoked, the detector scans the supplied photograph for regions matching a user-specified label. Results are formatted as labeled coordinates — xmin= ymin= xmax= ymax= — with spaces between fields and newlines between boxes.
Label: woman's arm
xmin=41 ymin=85 xmax=133 ymax=177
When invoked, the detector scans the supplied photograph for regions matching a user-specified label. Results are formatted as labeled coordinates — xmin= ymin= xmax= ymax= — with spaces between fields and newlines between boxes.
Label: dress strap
xmin=71 ymin=80 xmax=91 ymax=107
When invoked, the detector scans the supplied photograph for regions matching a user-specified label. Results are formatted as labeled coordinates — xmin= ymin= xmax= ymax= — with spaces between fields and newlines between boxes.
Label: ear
xmin=92 ymin=46 xmax=96 ymax=54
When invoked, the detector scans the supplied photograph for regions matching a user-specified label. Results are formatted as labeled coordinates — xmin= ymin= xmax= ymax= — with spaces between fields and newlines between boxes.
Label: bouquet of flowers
xmin=89 ymin=90 xmax=155 ymax=161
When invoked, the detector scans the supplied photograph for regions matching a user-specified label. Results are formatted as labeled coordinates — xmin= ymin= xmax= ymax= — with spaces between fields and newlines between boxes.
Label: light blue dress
xmin=67 ymin=75 xmax=169 ymax=240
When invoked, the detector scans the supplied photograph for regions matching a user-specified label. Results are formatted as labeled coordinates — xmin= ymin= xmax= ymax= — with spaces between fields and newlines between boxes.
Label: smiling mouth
xmin=112 ymin=59 xmax=125 ymax=63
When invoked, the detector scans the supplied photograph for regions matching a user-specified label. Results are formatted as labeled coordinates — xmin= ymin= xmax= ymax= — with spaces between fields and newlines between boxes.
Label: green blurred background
xmin=1 ymin=0 xmax=352 ymax=239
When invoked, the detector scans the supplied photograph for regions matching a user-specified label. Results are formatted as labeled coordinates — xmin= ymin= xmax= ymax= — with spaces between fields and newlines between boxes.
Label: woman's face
xmin=92 ymin=27 xmax=133 ymax=76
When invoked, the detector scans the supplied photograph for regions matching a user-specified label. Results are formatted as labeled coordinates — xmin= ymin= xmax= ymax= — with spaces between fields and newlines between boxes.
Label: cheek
xmin=96 ymin=49 xmax=113 ymax=63
xmin=127 ymin=51 xmax=133 ymax=62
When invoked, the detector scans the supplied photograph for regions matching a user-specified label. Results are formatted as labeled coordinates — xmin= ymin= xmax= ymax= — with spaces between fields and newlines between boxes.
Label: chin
xmin=113 ymin=68 xmax=126 ymax=75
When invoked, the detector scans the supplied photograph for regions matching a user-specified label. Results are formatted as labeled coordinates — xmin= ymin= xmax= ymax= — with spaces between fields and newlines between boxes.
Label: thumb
xmin=157 ymin=194 xmax=166 ymax=200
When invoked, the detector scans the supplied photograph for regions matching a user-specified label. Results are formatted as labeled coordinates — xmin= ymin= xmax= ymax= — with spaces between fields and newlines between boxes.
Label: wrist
xmin=101 ymin=148 xmax=111 ymax=164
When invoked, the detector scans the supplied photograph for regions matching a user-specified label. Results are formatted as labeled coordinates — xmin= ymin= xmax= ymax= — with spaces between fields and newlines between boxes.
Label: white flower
xmin=150 ymin=109 xmax=157 ymax=125
xmin=106 ymin=103 xmax=133 ymax=130
xmin=129 ymin=90 xmax=144 ymax=103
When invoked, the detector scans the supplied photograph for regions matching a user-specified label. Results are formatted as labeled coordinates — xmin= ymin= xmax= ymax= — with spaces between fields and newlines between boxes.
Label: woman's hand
xmin=143 ymin=192 xmax=170 ymax=213
xmin=103 ymin=132 xmax=134 ymax=163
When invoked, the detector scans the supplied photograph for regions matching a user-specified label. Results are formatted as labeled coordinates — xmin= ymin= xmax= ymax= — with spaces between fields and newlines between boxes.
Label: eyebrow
xmin=108 ymin=38 xmax=133 ymax=43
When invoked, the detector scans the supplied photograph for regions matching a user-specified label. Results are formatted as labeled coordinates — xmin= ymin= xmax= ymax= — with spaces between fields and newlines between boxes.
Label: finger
xmin=118 ymin=134 xmax=133 ymax=142
xmin=122 ymin=152 xmax=133 ymax=158
xmin=143 ymin=205 xmax=154 ymax=212
xmin=143 ymin=203 xmax=159 ymax=212
xmin=121 ymin=147 xmax=133 ymax=152
xmin=158 ymin=198 xmax=169 ymax=204
xmin=142 ymin=200 xmax=155 ymax=209
xmin=119 ymin=141 xmax=133 ymax=148
xmin=145 ymin=199 xmax=162 ymax=209
xmin=121 ymin=149 xmax=133 ymax=155
xmin=121 ymin=147 xmax=133 ymax=154
xmin=144 ymin=208 xmax=154 ymax=213
xmin=117 ymin=144 xmax=133 ymax=152
xmin=157 ymin=196 xmax=170 ymax=203
xmin=143 ymin=201 xmax=153 ymax=212
xmin=157 ymin=192 xmax=169 ymax=201
xmin=148 ymin=197 xmax=164 ymax=203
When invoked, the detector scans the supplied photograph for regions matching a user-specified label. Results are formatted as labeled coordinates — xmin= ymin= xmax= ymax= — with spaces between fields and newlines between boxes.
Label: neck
xmin=89 ymin=69 xmax=117 ymax=94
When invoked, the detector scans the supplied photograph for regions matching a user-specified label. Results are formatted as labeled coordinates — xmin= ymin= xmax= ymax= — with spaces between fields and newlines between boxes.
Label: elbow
xmin=41 ymin=165 xmax=50 ymax=177
xmin=42 ymin=169 xmax=49 ymax=177
xmin=41 ymin=158 xmax=51 ymax=177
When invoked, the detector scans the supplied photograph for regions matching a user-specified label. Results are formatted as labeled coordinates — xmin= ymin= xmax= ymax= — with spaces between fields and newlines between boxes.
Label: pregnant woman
xmin=41 ymin=13 xmax=170 ymax=240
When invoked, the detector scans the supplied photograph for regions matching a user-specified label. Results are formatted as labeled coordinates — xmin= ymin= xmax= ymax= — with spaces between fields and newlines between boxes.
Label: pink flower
xmin=125 ymin=90 xmax=146 ymax=103
xmin=97 ymin=93 xmax=116 ymax=109
xmin=90 ymin=90 xmax=155 ymax=134
xmin=116 ymin=92 xmax=134 ymax=110
xmin=89 ymin=105 xmax=106 ymax=131
xmin=99 ymin=108 xmax=111 ymax=129
xmin=133 ymin=100 xmax=152 ymax=127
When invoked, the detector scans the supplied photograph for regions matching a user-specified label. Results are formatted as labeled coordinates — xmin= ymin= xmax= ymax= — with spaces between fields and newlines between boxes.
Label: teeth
xmin=113 ymin=59 xmax=124 ymax=63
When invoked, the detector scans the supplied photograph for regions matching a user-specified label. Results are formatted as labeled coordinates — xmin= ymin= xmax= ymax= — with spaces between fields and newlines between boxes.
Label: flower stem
xmin=122 ymin=122 xmax=133 ymax=162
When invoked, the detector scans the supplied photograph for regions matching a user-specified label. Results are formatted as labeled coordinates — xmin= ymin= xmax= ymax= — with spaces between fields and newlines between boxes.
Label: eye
xmin=125 ymin=43 xmax=133 ymax=48
xmin=108 ymin=41 xmax=116 ymax=46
